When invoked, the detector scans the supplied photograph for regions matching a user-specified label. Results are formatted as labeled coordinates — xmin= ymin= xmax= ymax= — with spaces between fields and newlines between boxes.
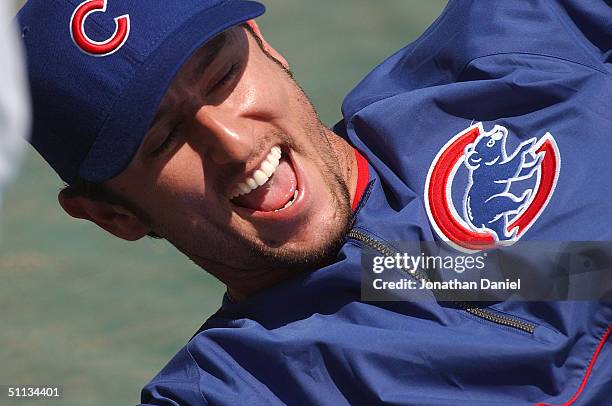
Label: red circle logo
xmin=424 ymin=123 xmax=560 ymax=252
xmin=70 ymin=0 xmax=131 ymax=57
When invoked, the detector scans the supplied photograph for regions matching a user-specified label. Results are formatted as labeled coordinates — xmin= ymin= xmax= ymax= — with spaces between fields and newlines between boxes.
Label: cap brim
xmin=78 ymin=0 xmax=265 ymax=182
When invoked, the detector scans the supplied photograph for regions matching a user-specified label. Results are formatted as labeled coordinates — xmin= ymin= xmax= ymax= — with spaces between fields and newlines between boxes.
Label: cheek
xmin=134 ymin=148 xmax=208 ymax=224
xmin=156 ymin=147 xmax=205 ymax=195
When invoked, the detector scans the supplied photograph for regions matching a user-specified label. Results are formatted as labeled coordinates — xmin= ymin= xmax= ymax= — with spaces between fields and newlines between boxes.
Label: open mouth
xmin=230 ymin=146 xmax=299 ymax=212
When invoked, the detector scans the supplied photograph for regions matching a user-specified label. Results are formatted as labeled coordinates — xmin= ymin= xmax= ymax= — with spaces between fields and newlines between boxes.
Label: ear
xmin=245 ymin=20 xmax=289 ymax=69
xmin=58 ymin=191 xmax=150 ymax=241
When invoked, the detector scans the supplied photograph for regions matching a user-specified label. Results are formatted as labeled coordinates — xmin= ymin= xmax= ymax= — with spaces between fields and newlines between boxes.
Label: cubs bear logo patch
xmin=424 ymin=123 xmax=560 ymax=252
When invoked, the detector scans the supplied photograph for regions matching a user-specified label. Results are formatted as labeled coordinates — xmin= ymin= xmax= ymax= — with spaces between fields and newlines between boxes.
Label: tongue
xmin=233 ymin=157 xmax=297 ymax=212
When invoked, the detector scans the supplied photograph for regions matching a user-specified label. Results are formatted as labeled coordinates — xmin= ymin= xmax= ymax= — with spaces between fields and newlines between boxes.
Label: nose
xmin=191 ymin=106 xmax=254 ymax=165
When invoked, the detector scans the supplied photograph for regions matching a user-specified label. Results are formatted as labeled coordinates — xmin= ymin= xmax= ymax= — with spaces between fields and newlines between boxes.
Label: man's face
xmin=106 ymin=25 xmax=353 ymax=280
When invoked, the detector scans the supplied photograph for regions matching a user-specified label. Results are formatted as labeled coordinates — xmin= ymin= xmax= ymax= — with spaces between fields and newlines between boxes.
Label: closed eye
xmin=150 ymin=128 xmax=180 ymax=157
xmin=211 ymin=63 xmax=241 ymax=93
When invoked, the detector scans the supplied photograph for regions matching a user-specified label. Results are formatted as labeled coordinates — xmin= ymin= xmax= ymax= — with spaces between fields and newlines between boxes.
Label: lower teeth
xmin=274 ymin=190 xmax=299 ymax=212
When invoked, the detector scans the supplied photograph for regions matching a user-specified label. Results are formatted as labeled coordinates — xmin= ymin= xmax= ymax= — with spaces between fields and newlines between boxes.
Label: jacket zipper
xmin=347 ymin=229 xmax=536 ymax=334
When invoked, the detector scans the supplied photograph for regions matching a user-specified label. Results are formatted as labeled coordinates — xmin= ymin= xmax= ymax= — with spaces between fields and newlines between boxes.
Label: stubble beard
xmin=235 ymin=82 xmax=353 ymax=273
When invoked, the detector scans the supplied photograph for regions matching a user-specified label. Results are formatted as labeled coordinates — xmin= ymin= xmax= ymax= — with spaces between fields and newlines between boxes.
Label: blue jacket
xmin=140 ymin=1 xmax=612 ymax=404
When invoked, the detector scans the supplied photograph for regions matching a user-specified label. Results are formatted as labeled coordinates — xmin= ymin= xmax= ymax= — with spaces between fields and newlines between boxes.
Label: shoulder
xmin=138 ymin=346 xmax=207 ymax=406
xmin=138 ymin=317 xmax=285 ymax=406
xmin=342 ymin=0 xmax=610 ymax=119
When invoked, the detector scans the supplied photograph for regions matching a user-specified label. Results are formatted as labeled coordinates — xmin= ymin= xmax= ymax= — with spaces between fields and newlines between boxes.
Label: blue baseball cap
xmin=18 ymin=0 xmax=265 ymax=184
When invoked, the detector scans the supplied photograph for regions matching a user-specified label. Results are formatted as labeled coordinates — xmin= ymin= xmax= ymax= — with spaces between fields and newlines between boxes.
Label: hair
xmin=61 ymin=22 xmax=287 ymax=240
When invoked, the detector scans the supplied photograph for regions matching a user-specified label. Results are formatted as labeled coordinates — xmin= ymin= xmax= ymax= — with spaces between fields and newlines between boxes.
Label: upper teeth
xmin=230 ymin=146 xmax=282 ymax=199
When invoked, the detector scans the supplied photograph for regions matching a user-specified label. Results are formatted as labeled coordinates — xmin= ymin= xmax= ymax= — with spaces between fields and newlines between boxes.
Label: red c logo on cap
xmin=70 ymin=0 xmax=131 ymax=57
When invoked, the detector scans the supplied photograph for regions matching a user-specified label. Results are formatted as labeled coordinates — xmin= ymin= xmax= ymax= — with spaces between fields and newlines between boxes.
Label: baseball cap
xmin=17 ymin=0 xmax=265 ymax=184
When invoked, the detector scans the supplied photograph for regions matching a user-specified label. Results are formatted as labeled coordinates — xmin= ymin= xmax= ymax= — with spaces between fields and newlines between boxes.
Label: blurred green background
xmin=2 ymin=1 xmax=447 ymax=405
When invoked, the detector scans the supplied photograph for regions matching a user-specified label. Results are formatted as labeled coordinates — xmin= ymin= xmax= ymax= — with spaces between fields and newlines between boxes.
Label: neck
xmin=326 ymin=128 xmax=359 ymax=207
